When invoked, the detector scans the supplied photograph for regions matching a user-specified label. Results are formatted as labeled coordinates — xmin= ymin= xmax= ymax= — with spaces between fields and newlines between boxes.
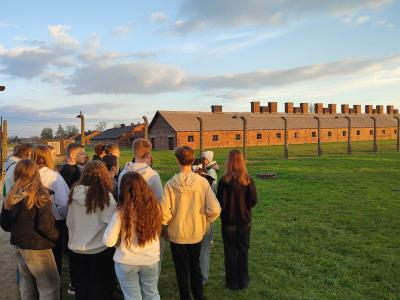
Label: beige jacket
xmin=161 ymin=172 xmax=221 ymax=244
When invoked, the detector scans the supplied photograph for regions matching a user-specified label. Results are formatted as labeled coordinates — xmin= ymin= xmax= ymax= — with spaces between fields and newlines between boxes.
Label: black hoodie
xmin=0 ymin=196 xmax=58 ymax=250
xmin=216 ymin=177 xmax=257 ymax=226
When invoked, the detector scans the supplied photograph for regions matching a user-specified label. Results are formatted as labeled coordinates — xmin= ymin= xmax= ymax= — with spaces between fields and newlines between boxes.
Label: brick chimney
xmin=268 ymin=102 xmax=278 ymax=113
xmin=293 ymin=107 xmax=301 ymax=114
xmin=394 ymin=109 xmax=399 ymax=115
xmin=349 ymin=108 xmax=354 ymax=114
xmin=285 ymin=102 xmax=294 ymax=114
xmin=300 ymin=103 xmax=309 ymax=114
xmin=341 ymin=104 xmax=349 ymax=114
xmin=251 ymin=101 xmax=260 ymax=113
xmin=387 ymin=105 xmax=394 ymax=115
xmin=373 ymin=108 xmax=377 ymax=114
xmin=211 ymin=105 xmax=223 ymax=113
xmin=353 ymin=105 xmax=361 ymax=114
xmin=314 ymin=103 xmax=323 ymax=114
xmin=365 ymin=105 xmax=373 ymax=114
xmin=376 ymin=105 xmax=384 ymax=115
xmin=328 ymin=104 xmax=337 ymax=114
xmin=260 ymin=106 xmax=269 ymax=113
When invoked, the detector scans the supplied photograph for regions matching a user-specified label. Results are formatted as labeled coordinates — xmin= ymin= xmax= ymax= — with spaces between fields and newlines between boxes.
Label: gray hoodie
xmin=4 ymin=156 xmax=20 ymax=196
xmin=118 ymin=162 xmax=163 ymax=201
xmin=67 ymin=185 xmax=117 ymax=254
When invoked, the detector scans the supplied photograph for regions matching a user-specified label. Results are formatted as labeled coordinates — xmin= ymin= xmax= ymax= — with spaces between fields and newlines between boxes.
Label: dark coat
xmin=0 ymin=199 xmax=58 ymax=249
xmin=216 ymin=177 xmax=257 ymax=226
xmin=59 ymin=164 xmax=81 ymax=188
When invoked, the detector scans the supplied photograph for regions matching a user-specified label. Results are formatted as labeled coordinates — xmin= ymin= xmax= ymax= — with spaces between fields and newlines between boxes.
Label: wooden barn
xmin=91 ymin=123 xmax=145 ymax=147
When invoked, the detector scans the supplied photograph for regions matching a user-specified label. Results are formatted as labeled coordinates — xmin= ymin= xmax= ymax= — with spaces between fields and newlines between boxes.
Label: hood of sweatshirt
xmin=39 ymin=167 xmax=57 ymax=188
xmin=71 ymin=185 xmax=88 ymax=206
xmin=207 ymin=162 xmax=219 ymax=171
xmin=5 ymin=156 xmax=20 ymax=171
xmin=122 ymin=162 xmax=152 ymax=177
xmin=168 ymin=172 xmax=198 ymax=194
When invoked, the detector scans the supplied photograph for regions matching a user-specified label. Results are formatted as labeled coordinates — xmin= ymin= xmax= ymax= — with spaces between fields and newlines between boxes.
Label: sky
xmin=1 ymin=0 xmax=400 ymax=137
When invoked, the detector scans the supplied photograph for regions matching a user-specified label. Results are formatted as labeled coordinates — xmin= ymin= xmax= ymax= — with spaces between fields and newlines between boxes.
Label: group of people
xmin=0 ymin=138 xmax=257 ymax=300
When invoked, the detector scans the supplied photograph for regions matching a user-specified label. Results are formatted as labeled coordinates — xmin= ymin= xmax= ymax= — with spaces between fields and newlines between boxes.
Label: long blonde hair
xmin=32 ymin=145 xmax=55 ymax=170
xmin=5 ymin=159 xmax=50 ymax=210
xmin=223 ymin=149 xmax=250 ymax=185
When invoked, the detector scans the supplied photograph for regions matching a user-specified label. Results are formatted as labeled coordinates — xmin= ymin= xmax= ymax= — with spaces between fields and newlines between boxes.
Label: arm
xmin=52 ymin=173 xmax=70 ymax=219
xmin=0 ymin=204 xmax=13 ymax=232
xmin=160 ymin=184 xmax=173 ymax=225
xmin=150 ymin=172 xmax=163 ymax=202
xmin=103 ymin=211 xmax=121 ymax=247
xmin=204 ymin=180 xmax=221 ymax=224
xmin=247 ymin=178 xmax=258 ymax=208
xmin=36 ymin=201 xmax=59 ymax=243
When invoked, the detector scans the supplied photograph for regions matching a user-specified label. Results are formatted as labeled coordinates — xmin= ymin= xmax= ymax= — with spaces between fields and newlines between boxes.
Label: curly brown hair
xmin=119 ymin=172 xmax=161 ymax=247
xmin=69 ymin=160 xmax=113 ymax=213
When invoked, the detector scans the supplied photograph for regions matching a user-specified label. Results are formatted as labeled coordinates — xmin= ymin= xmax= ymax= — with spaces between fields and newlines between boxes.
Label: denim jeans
xmin=15 ymin=248 xmax=60 ymax=300
xmin=200 ymin=224 xmax=213 ymax=285
xmin=115 ymin=262 xmax=160 ymax=300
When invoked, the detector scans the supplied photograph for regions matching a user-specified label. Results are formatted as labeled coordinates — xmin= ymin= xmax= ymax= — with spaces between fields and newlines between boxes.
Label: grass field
xmin=62 ymin=140 xmax=400 ymax=299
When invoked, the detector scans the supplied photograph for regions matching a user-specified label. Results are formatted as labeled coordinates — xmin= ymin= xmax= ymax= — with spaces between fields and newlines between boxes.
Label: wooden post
xmin=1 ymin=120 xmax=8 ymax=180
xmin=314 ymin=116 xmax=322 ymax=157
xmin=196 ymin=117 xmax=204 ymax=155
xmin=281 ymin=116 xmax=288 ymax=159
xmin=143 ymin=116 xmax=149 ymax=140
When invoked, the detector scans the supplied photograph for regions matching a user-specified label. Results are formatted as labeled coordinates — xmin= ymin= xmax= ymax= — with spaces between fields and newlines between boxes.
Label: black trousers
xmin=170 ymin=241 xmax=204 ymax=300
xmin=69 ymin=247 xmax=116 ymax=300
xmin=52 ymin=220 xmax=66 ymax=276
xmin=221 ymin=223 xmax=251 ymax=289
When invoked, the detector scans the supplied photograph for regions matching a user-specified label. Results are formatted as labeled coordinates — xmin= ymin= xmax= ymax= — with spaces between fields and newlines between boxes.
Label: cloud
xmin=150 ymin=12 xmax=168 ymax=23
xmin=48 ymin=25 xmax=79 ymax=50
xmin=172 ymin=0 xmax=393 ymax=33
xmin=112 ymin=26 xmax=131 ymax=36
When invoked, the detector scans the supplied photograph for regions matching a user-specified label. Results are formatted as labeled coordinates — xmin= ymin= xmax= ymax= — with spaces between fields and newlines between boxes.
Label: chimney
xmin=349 ymin=108 xmax=354 ymax=114
xmin=260 ymin=106 xmax=269 ymax=113
xmin=341 ymin=104 xmax=349 ymax=114
xmin=373 ymin=108 xmax=377 ymax=114
xmin=353 ymin=105 xmax=361 ymax=114
xmin=328 ymin=104 xmax=337 ymax=114
xmin=376 ymin=105 xmax=384 ymax=115
xmin=293 ymin=107 xmax=301 ymax=114
xmin=285 ymin=102 xmax=294 ymax=114
xmin=365 ymin=105 xmax=373 ymax=114
xmin=251 ymin=101 xmax=260 ymax=113
xmin=268 ymin=102 xmax=278 ymax=113
xmin=323 ymin=108 xmax=330 ymax=114
xmin=314 ymin=103 xmax=323 ymax=114
xmin=300 ymin=103 xmax=309 ymax=114
xmin=387 ymin=105 xmax=394 ymax=115
xmin=211 ymin=105 xmax=223 ymax=113
xmin=120 ymin=124 xmax=125 ymax=128
xmin=394 ymin=109 xmax=399 ymax=115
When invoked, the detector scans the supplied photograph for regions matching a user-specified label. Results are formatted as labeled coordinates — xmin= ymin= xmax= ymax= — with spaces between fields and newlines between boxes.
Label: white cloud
xmin=112 ymin=26 xmax=131 ymax=36
xmin=150 ymin=12 xmax=168 ymax=23
xmin=48 ymin=24 xmax=79 ymax=49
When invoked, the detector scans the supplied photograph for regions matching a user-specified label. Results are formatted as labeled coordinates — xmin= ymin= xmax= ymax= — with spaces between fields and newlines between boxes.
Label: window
xmin=257 ymin=133 xmax=262 ymax=140
xmin=187 ymin=135 xmax=194 ymax=142
xmin=295 ymin=132 xmax=299 ymax=138
xmin=276 ymin=133 xmax=281 ymax=139
xmin=168 ymin=136 xmax=174 ymax=150
xmin=328 ymin=131 xmax=332 ymax=137
xmin=370 ymin=130 xmax=373 ymax=135
xmin=357 ymin=130 xmax=361 ymax=136
xmin=212 ymin=135 xmax=219 ymax=141
xmin=150 ymin=137 xmax=156 ymax=149
xmin=312 ymin=132 xmax=316 ymax=138
xmin=342 ymin=131 xmax=347 ymax=137
xmin=382 ymin=129 xmax=386 ymax=135
xmin=235 ymin=134 xmax=241 ymax=141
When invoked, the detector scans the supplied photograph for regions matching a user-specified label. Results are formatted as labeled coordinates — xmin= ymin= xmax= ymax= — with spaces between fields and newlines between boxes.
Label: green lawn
xmin=63 ymin=140 xmax=400 ymax=299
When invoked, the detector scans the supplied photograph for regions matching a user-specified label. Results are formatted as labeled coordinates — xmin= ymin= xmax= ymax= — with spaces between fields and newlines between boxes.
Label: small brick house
xmin=92 ymin=123 xmax=145 ymax=147
xmin=148 ymin=102 xmax=398 ymax=150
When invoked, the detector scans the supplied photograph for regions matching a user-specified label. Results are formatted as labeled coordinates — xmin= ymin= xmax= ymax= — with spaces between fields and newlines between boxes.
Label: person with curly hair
xmin=104 ymin=172 xmax=162 ymax=300
xmin=66 ymin=160 xmax=117 ymax=300
xmin=0 ymin=159 xmax=60 ymax=299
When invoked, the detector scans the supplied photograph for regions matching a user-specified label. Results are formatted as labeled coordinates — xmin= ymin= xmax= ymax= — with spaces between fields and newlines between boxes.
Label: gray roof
xmin=151 ymin=111 xmax=398 ymax=132
xmin=92 ymin=125 xmax=136 ymax=140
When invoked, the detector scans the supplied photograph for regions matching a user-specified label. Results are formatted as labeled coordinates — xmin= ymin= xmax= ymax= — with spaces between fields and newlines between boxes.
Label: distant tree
xmin=309 ymin=103 xmax=315 ymax=113
xmin=55 ymin=124 xmax=67 ymax=139
xmin=95 ymin=121 xmax=107 ymax=132
xmin=41 ymin=128 xmax=54 ymax=139
xmin=66 ymin=125 xmax=79 ymax=136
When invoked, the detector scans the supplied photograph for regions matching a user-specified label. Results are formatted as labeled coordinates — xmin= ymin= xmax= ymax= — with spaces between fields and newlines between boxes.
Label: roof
xmin=92 ymin=125 xmax=138 ymax=140
xmin=150 ymin=111 xmax=398 ymax=132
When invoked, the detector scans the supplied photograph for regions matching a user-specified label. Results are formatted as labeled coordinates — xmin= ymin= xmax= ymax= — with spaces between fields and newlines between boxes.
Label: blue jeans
xmin=115 ymin=262 xmax=160 ymax=300
xmin=200 ymin=224 xmax=213 ymax=285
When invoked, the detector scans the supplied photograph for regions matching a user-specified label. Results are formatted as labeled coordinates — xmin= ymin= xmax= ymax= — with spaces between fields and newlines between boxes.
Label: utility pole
xmin=281 ymin=116 xmax=289 ymax=159
xmin=370 ymin=116 xmax=378 ymax=152
xmin=314 ymin=116 xmax=322 ymax=157
xmin=143 ymin=116 xmax=149 ymax=140
xmin=197 ymin=116 xmax=204 ymax=155
xmin=76 ymin=111 xmax=85 ymax=148
xmin=1 ymin=120 xmax=8 ymax=180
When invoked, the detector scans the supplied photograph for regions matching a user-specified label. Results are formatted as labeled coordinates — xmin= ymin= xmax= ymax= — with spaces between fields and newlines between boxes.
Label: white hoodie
xmin=118 ymin=162 xmax=163 ymax=201
xmin=4 ymin=156 xmax=20 ymax=196
xmin=67 ymin=185 xmax=117 ymax=254
xmin=39 ymin=167 xmax=70 ymax=220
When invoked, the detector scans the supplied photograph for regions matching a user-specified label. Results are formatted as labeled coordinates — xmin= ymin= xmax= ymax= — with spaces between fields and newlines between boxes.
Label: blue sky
xmin=1 ymin=0 xmax=399 ymax=136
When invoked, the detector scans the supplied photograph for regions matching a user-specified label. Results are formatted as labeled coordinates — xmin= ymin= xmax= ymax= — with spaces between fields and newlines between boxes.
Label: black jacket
xmin=0 ymin=199 xmax=59 ymax=249
xmin=216 ymin=177 xmax=257 ymax=226
xmin=59 ymin=164 xmax=81 ymax=188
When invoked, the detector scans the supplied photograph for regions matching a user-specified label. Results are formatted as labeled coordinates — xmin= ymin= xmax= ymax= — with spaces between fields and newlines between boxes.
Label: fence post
xmin=1 ymin=120 xmax=8 ymax=180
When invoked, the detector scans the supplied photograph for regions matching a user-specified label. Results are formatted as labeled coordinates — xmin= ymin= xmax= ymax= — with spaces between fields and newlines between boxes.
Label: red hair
xmin=223 ymin=149 xmax=250 ymax=185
